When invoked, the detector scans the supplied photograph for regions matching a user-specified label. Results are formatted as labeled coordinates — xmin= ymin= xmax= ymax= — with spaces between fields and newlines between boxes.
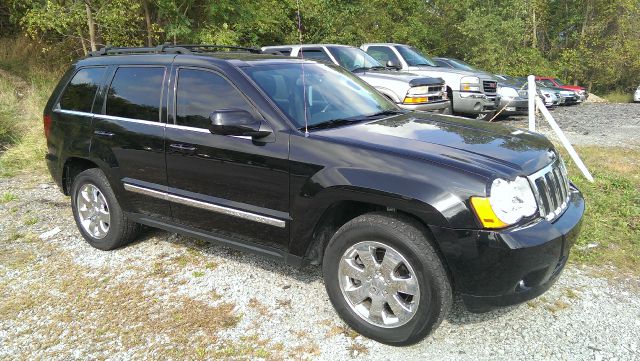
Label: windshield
xmin=553 ymin=78 xmax=565 ymax=86
xmin=326 ymin=46 xmax=384 ymax=72
xmin=242 ymin=63 xmax=398 ymax=129
xmin=444 ymin=58 xmax=478 ymax=72
xmin=394 ymin=46 xmax=437 ymax=67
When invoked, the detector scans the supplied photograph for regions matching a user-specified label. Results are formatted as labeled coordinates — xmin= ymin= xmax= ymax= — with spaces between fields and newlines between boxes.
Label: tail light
xmin=43 ymin=114 xmax=52 ymax=139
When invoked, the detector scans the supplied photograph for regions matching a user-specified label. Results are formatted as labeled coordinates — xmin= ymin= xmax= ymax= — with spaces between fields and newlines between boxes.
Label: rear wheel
xmin=322 ymin=212 xmax=452 ymax=345
xmin=71 ymin=168 xmax=139 ymax=250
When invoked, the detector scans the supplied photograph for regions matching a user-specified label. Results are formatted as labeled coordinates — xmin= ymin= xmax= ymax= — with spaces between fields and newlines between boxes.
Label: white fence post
xmin=528 ymin=75 xmax=536 ymax=132
xmin=535 ymin=96 xmax=594 ymax=182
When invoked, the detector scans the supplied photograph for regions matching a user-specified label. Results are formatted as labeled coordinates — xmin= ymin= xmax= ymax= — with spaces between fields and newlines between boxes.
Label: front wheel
xmin=322 ymin=212 xmax=452 ymax=345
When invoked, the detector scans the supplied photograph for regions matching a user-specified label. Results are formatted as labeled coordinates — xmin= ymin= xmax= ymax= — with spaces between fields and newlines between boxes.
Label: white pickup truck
xmin=361 ymin=43 xmax=500 ymax=119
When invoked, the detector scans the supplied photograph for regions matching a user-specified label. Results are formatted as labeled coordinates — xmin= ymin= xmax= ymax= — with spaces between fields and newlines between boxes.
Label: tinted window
xmin=59 ymin=67 xmax=106 ymax=112
xmin=366 ymin=46 xmax=400 ymax=65
xmin=106 ymin=67 xmax=164 ymax=122
xmin=264 ymin=48 xmax=291 ymax=56
xmin=298 ymin=49 xmax=332 ymax=62
xmin=176 ymin=69 xmax=254 ymax=129
xmin=327 ymin=47 xmax=383 ymax=72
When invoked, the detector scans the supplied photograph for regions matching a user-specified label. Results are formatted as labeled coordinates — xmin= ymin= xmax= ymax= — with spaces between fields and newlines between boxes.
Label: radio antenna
xmin=296 ymin=0 xmax=309 ymax=137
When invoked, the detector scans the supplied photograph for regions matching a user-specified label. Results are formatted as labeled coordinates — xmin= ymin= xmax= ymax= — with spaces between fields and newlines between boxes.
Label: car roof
xmin=76 ymin=52 xmax=319 ymax=68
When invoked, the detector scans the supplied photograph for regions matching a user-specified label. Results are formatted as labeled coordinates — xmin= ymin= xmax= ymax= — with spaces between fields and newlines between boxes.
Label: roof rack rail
xmin=176 ymin=44 xmax=263 ymax=54
xmin=88 ymin=43 xmax=262 ymax=57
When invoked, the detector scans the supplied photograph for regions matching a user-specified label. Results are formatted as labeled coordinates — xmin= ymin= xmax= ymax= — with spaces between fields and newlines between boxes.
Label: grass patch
xmin=601 ymin=91 xmax=634 ymax=103
xmin=0 ymin=192 xmax=18 ymax=203
xmin=23 ymin=216 xmax=39 ymax=226
xmin=0 ymin=38 xmax=59 ymax=177
xmin=562 ymin=146 xmax=640 ymax=275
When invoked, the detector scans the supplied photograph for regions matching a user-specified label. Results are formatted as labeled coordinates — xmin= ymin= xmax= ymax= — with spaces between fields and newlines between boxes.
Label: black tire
xmin=70 ymin=168 xmax=139 ymax=250
xmin=322 ymin=212 xmax=452 ymax=346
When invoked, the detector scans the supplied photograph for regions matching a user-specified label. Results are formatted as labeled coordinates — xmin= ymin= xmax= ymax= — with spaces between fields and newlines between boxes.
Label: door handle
xmin=94 ymin=130 xmax=114 ymax=137
xmin=170 ymin=143 xmax=197 ymax=152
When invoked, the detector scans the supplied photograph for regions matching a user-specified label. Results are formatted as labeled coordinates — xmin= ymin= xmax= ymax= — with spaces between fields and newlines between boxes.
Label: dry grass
xmin=0 ymin=235 xmax=301 ymax=359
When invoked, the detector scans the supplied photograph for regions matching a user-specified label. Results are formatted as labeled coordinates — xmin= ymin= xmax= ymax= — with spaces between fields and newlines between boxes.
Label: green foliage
xmin=1 ymin=0 xmax=639 ymax=91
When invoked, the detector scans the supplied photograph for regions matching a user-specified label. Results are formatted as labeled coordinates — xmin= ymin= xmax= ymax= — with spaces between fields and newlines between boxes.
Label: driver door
xmin=164 ymin=66 xmax=290 ymax=251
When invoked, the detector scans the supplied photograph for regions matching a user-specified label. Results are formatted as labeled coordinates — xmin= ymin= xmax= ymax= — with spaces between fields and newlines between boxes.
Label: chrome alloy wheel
xmin=76 ymin=183 xmax=110 ymax=239
xmin=338 ymin=241 xmax=420 ymax=328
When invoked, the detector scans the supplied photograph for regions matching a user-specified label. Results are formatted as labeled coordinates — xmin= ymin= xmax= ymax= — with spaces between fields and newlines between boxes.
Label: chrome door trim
xmin=94 ymin=113 xmax=166 ymax=126
xmin=123 ymin=183 xmax=286 ymax=228
xmin=54 ymin=109 xmax=93 ymax=117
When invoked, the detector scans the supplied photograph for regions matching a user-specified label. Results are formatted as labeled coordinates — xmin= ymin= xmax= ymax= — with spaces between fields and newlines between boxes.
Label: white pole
xmin=528 ymin=75 xmax=536 ymax=132
xmin=535 ymin=96 xmax=594 ymax=182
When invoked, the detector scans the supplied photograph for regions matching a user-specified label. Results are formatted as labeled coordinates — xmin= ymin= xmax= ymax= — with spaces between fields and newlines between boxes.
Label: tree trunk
xmin=142 ymin=0 xmax=153 ymax=46
xmin=77 ymin=26 xmax=88 ymax=55
xmin=85 ymin=1 xmax=97 ymax=51
xmin=531 ymin=3 xmax=537 ymax=48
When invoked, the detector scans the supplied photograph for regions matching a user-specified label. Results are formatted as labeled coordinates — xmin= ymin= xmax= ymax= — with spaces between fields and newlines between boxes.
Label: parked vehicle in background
xmin=496 ymin=75 xmax=559 ymax=108
xmin=44 ymin=44 xmax=585 ymax=346
xmin=536 ymin=77 xmax=588 ymax=102
xmin=262 ymin=44 xmax=449 ymax=113
xmin=634 ymin=85 xmax=640 ymax=102
xmin=360 ymin=43 xmax=499 ymax=119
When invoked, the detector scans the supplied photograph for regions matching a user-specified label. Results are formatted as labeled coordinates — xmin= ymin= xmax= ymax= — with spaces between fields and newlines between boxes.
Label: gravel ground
xmin=1 ymin=172 xmax=639 ymax=360
xmin=501 ymin=103 xmax=640 ymax=148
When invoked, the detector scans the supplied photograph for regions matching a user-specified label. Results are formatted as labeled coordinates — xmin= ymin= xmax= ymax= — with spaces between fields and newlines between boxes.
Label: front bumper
xmin=398 ymin=99 xmax=450 ymax=112
xmin=429 ymin=185 xmax=584 ymax=312
xmin=498 ymin=97 xmax=528 ymax=115
xmin=452 ymin=91 xmax=500 ymax=115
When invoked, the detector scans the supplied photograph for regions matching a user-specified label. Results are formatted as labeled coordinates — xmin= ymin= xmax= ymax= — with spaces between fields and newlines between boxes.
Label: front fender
xmin=288 ymin=166 xmax=484 ymax=257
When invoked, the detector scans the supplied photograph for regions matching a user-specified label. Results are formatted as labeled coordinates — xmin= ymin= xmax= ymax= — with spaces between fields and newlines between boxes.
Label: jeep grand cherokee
xmin=44 ymin=44 xmax=584 ymax=345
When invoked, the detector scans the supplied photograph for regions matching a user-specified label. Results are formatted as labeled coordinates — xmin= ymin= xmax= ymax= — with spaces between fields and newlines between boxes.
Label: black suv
xmin=44 ymin=44 xmax=584 ymax=346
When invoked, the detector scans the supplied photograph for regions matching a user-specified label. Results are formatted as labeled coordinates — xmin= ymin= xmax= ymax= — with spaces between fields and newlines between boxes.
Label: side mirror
xmin=386 ymin=60 xmax=401 ymax=69
xmin=209 ymin=109 xmax=270 ymax=138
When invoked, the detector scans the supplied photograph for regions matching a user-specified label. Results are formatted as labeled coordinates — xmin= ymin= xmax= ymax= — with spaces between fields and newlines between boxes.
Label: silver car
xmin=261 ymin=44 xmax=449 ymax=113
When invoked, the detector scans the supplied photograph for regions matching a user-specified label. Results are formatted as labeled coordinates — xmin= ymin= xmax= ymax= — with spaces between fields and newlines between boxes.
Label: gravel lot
xmin=502 ymin=103 xmax=640 ymax=148
xmin=2 ymin=103 xmax=640 ymax=360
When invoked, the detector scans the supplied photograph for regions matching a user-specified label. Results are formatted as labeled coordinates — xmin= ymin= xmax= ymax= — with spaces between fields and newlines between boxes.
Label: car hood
xmin=355 ymin=70 xmax=444 ymax=85
xmin=314 ymin=112 xmax=556 ymax=179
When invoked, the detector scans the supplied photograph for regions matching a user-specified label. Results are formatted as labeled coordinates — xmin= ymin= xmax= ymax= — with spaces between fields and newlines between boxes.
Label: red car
xmin=536 ymin=77 xmax=588 ymax=101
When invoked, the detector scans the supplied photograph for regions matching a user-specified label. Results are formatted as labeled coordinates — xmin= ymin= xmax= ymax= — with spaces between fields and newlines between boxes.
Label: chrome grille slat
xmin=527 ymin=157 xmax=571 ymax=221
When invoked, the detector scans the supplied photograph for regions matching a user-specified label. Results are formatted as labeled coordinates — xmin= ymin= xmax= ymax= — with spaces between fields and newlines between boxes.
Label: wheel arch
xmin=61 ymin=157 xmax=100 ymax=195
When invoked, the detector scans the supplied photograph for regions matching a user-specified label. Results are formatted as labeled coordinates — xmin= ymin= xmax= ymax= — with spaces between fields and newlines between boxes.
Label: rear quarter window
xmin=105 ymin=66 xmax=165 ymax=122
xmin=59 ymin=67 xmax=107 ymax=112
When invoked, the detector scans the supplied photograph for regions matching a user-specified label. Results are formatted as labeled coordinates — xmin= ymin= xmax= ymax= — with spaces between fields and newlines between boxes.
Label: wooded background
xmin=1 ymin=0 xmax=639 ymax=93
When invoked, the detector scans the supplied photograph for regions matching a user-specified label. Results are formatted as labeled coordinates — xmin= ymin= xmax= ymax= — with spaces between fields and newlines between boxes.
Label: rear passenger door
xmin=91 ymin=64 xmax=171 ymax=220
xmin=164 ymin=66 xmax=290 ymax=251
xmin=52 ymin=66 xmax=108 ymax=164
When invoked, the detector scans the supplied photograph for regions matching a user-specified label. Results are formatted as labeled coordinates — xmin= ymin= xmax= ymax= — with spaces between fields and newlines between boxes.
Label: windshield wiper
xmin=303 ymin=118 xmax=365 ymax=131
xmin=301 ymin=110 xmax=406 ymax=132
xmin=351 ymin=66 xmax=372 ymax=72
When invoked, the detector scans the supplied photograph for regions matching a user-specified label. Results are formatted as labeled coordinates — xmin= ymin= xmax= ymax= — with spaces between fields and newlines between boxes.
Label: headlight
xmin=470 ymin=177 xmax=537 ymax=228
xmin=460 ymin=76 xmax=480 ymax=92
xmin=407 ymin=86 xmax=428 ymax=95
xmin=498 ymin=86 xmax=519 ymax=99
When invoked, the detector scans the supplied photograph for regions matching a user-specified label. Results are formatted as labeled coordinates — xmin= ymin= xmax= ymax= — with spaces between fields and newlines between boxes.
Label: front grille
xmin=527 ymin=158 xmax=571 ymax=221
xmin=482 ymin=80 xmax=497 ymax=94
